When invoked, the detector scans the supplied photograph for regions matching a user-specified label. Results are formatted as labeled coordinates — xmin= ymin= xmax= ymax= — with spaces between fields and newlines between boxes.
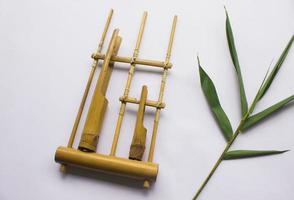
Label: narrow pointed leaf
xmin=225 ymin=8 xmax=248 ymax=116
xmin=257 ymin=35 xmax=294 ymax=101
xmin=223 ymin=150 xmax=288 ymax=160
xmin=250 ymin=67 xmax=271 ymax=114
xmin=243 ymin=95 xmax=294 ymax=130
xmin=198 ymin=57 xmax=233 ymax=141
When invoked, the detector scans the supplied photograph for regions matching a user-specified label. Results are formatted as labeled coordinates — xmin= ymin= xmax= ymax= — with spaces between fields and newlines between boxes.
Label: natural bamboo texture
xmin=129 ymin=86 xmax=148 ymax=161
xmin=79 ymin=30 xmax=121 ymax=152
xmin=110 ymin=11 xmax=148 ymax=156
xmin=55 ymin=146 xmax=158 ymax=181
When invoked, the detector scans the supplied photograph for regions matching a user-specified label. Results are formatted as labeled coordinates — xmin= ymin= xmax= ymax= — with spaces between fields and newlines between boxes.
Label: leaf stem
xmin=193 ymin=113 xmax=251 ymax=199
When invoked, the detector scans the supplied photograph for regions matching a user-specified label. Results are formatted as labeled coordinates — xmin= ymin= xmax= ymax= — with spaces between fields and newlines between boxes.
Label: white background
xmin=0 ymin=0 xmax=294 ymax=199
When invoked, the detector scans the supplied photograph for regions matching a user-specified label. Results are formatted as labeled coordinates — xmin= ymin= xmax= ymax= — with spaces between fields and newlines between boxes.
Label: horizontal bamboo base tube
xmin=91 ymin=53 xmax=172 ymax=69
xmin=55 ymin=146 xmax=158 ymax=182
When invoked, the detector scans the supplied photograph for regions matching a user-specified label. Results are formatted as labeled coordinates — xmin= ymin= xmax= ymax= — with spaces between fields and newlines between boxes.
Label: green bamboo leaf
xmin=198 ymin=56 xmax=233 ymax=141
xmin=223 ymin=150 xmax=288 ymax=160
xmin=243 ymin=95 xmax=294 ymax=130
xmin=225 ymin=8 xmax=248 ymax=116
xmin=257 ymin=35 xmax=294 ymax=101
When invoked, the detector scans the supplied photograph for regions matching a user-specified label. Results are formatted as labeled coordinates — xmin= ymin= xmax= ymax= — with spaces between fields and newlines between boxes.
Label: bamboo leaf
xmin=223 ymin=150 xmax=288 ymax=160
xmin=225 ymin=8 xmax=248 ymax=116
xmin=243 ymin=95 xmax=294 ymax=130
xmin=257 ymin=35 xmax=294 ymax=101
xmin=249 ymin=67 xmax=271 ymax=114
xmin=198 ymin=56 xmax=233 ymax=141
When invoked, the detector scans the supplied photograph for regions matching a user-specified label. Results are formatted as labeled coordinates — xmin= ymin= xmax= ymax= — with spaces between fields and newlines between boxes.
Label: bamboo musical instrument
xmin=54 ymin=10 xmax=177 ymax=188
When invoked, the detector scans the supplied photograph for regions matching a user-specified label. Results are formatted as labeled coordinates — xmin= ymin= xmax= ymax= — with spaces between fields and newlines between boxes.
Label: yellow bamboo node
xmin=54 ymin=10 xmax=177 ymax=188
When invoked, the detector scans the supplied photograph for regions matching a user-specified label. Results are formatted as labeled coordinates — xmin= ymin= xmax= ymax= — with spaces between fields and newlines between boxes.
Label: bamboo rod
xmin=67 ymin=9 xmax=113 ymax=149
xmin=143 ymin=15 xmax=177 ymax=189
xmin=147 ymin=15 xmax=177 ymax=162
xmin=110 ymin=12 xmax=148 ymax=156
xmin=91 ymin=53 xmax=172 ymax=68
xmin=119 ymin=96 xmax=165 ymax=108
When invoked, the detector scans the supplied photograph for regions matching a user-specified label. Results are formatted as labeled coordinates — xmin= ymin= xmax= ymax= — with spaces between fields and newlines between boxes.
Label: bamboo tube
xmin=129 ymin=86 xmax=148 ymax=160
xmin=67 ymin=9 xmax=113 ymax=149
xmin=143 ymin=15 xmax=177 ymax=188
xmin=78 ymin=29 xmax=121 ymax=152
xmin=61 ymin=10 xmax=113 ymax=172
xmin=91 ymin=53 xmax=172 ymax=69
xmin=110 ymin=12 xmax=148 ymax=156
xmin=55 ymin=146 xmax=158 ymax=181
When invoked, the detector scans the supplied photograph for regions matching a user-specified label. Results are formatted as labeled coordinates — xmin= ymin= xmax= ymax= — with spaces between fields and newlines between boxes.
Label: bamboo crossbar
xmin=119 ymin=96 xmax=165 ymax=108
xmin=91 ymin=53 xmax=172 ymax=69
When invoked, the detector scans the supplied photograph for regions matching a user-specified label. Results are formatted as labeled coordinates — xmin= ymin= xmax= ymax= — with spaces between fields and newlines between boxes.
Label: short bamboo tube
xmin=129 ymin=86 xmax=148 ymax=161
xmin=110 ymin=12 xmax=148 ymax=156
xmin=78 ymin=30 xmax=121 ymax=152
xmin=55 ymin=146 xmax=158 ymax=181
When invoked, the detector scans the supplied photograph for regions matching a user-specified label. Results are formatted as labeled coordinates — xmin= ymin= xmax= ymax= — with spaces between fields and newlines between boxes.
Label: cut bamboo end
xmin=129 ymin=144 xmax=146 ymax=161
xmin=55 ymin=146 xmax=158 ymax=181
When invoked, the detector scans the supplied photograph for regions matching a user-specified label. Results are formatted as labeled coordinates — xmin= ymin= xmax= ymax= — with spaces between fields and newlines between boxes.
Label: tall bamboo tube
xmin=78 ymin=30 xmax=121 ymax=152
xmin=143 ymin=15 xmax=177 ymax=188
xmin=67 ymin=9 xmax=113 ymax=149
xmin=110 ymin=12 xmax=148 ymax=156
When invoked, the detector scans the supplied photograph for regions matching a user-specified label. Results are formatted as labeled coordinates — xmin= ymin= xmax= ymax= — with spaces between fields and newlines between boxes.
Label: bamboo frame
xmin=55 ymin=10 xmax=177 ymax=188
xmin=110 ymin=12 xmax=148 ymax=156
